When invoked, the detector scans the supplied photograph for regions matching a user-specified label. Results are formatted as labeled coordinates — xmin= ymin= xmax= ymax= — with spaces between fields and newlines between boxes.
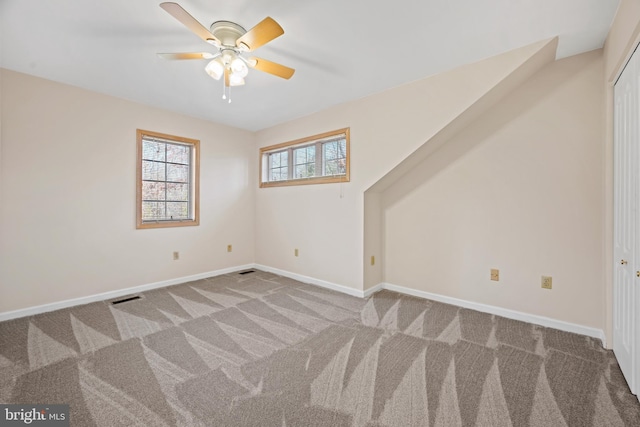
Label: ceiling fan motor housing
xmin=210 ymin=21 xmax=246 ymax=47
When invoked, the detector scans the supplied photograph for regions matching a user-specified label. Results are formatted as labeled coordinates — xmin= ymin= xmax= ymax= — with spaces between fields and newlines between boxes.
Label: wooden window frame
xmin=259 ymin=128 xmax=350 ymax=188
xmin=136 ymin=129 xmax=200 ymax=229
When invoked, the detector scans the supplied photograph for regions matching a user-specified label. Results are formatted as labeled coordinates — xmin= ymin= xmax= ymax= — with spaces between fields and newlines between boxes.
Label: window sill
xmin=136 ymin=219 xmax=199 ymax=229
xmin=260 ymin=175 xmax=349 ymax=188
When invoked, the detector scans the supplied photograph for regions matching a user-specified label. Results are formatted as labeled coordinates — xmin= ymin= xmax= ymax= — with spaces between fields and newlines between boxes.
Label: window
xmin=260 ymin=128 xmax=350 ymax=187
xmin=136 ymin=129 xmax=199 ymax=229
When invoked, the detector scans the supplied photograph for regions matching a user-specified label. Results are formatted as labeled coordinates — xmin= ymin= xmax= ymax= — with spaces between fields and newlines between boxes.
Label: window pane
xmin=323 ymin=139 xmax=347 ymax=176
xmin=295 ymin=164 xmax=315 ymax=179
xmin=270 ymin=167 xmax=287 ymax=181
xmin=324 ymin=159 xmax=346 ymax=176
xmin=142 ymin=141 xmax=165 ymax=161
xmin=270 ymin=152 xmax=282 ymax=168
xmin=166 ymin=183 xmax=189 ymax=201
xmin=142 ymin=160 xmax=165 ymax=181
xmin=142 ymin=201 xmax=165 ymax=220
xmin=276 ymin=151 xmax=288 ymax=170
xmin=294 ymin=145 xmax=315 ymax=164
xmin=324 ymin=142 xmax=337 ymax=161
xmin=166 ymin=144 xmax=190 ymax=164
xmin=269 ymin=150 xmax=289 ymax=182
xmin=142 ymin=181 xmax=166 ymax=201
xmin=167 ymin=164 xmax=189 ymax=183
xmin=167 ymin=202 xmax=189 ymax=219
xmin=293 ymin=145 xmax=315 ymax=179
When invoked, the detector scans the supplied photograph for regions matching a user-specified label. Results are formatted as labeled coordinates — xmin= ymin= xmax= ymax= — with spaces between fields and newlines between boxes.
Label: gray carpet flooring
xmin=1 ymin=269 xmax=639 ymax=426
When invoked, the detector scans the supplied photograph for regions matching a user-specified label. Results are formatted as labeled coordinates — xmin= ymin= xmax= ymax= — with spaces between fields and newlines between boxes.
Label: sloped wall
xmin=383 ymin=50 xmax=604 ymax=329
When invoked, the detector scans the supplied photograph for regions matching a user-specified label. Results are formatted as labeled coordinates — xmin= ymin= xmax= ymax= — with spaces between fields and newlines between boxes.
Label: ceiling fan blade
xmin=224 ymin=67 xmax=230 ymax=87
xmin=236 ymin=17 xmax=284 ymax=52
xmin=250 ymin=57 xmax=295 ymax=79
xmin=157 ymin=52 xmax=216 ymax=60
xmin=160 ymin=2 xmax=220 ymax=45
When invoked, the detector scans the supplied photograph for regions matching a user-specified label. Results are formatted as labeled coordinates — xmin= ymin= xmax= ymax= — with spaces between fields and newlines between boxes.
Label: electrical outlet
xmin=541 ymin=276 xmax=552 ymax=289
xmin=491 ymin=269 xmax=499 ymax=281
xmin=227 ymin=244 xmax=232 ymax=252
xmin=294 ymin=248 xmax=299 ymax=257
xmin=371 ymin=255 xmax=375 ymax=266
xmin=173 ymin=251 xmax=179 ymax=261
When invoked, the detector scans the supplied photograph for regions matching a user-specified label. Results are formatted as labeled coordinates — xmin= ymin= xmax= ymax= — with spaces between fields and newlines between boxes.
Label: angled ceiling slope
xmin=367 ymin=38 xmax=559 ymax=194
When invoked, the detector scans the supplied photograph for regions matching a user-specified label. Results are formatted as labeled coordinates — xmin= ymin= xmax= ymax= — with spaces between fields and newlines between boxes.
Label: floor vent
xmin=111 ymin=296 xmax=141 ymax=305
xmin=239 ymin=269 xmax=256 ymax=275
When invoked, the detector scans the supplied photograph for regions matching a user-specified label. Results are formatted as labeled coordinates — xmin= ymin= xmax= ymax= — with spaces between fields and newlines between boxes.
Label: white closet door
xmin=613 ymin=46 xmax=639 ymax=397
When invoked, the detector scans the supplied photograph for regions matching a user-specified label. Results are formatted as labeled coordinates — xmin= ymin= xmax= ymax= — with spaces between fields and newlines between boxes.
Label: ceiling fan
xmin=157 ymin=2 xmax=295 ymax=101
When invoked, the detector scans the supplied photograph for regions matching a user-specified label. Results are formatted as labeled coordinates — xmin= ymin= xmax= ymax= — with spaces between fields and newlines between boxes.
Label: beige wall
xmin=255 ymin=39 xmax=555 ymax=291
xmin=0 ymin=69 xmax=255 ymax=313
xmin=383 ymin=50 xmax=604 ymax=329
xmin=602 ymin=0 xmax=640 ymax=345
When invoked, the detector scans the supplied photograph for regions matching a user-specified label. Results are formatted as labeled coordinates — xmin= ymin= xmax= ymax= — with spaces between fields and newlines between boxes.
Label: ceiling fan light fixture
xmin=229 ymin=74 xmax=245 ymax=86
xmin=205 ymin=59 xmax=224 ymax=80
xmin=230 ymin=57 xmax=249 ymax=77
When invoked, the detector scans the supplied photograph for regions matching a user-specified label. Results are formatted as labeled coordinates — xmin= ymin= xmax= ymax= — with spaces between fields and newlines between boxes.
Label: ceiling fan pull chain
xmin=222 ymin=76 xmax=226 ymax=100
xmin=228 ymin=85 xmax=232 ymax=103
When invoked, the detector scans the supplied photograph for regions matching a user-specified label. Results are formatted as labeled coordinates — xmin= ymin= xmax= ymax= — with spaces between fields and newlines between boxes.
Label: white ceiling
xmin=0 ymin=0 xmax=620 ymax=131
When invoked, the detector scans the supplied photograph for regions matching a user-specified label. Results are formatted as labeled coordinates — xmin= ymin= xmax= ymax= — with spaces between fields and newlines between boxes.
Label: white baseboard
xmin=0 ymin=265 xmax=607 ymax=347
xmin=251 ymin=269 xmax=606 ymax=345
xmin=381 ymin=282 xmax=607 ymax=347
xmin=253 ymin=264 xmax=366 ymax=298
xmin=363 ymin=283 xmax=384 ymax=298
xmin=0 ymin=264 xmax=255 ymax=322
